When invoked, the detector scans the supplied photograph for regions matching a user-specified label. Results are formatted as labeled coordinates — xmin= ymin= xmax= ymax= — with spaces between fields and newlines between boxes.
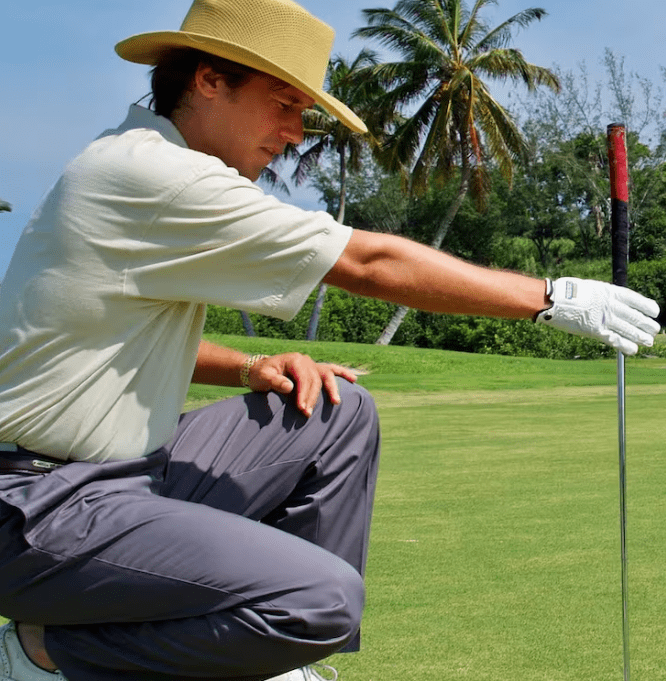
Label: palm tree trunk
xmin=376 ymin=164 xmax=472 ymax=346
xmin=375 ymin=304 xmax=411 ymax=345
xmin=306 ymin=149 xmax=347 ymax=341
xmin=430 ymin=164 xmax=472 ymax=251
xmin=240 ymin=311 xmax=257 ymax=337
xmin=306 ymin=283 xmax=328 ymax=341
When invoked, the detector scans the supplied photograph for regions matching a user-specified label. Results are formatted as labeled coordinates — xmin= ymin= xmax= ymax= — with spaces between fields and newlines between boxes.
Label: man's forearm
xmin=324 ymin=230 xmax=550 ymax=319
xmin=192 ymin=340 xmax=248 ymax=386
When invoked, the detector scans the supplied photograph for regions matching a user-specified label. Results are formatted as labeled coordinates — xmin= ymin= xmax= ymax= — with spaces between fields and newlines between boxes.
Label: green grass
xmin=191 ymin=333 xmax=666 ymax=402
xmin=6 ymin=336 xmax=666 ymax=679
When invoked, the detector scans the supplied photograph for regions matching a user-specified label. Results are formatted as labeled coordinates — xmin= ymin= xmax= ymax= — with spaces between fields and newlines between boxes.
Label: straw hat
xmin=115 ymin=0 xmax=367 ymax=133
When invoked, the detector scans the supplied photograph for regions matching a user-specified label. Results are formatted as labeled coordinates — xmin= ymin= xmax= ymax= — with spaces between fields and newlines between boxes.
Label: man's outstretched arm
xmin=325 ymin=229 xmax=550 ymax=319
xmin=324 ymin=229 xmax=660 ymax=354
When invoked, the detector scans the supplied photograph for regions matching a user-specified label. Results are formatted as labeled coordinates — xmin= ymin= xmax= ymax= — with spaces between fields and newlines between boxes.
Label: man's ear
xmin=193 ymin=65 xmax=225 ymax=100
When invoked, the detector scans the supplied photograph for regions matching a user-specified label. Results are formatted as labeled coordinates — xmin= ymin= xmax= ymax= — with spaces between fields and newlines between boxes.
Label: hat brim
xmin=115 ymin=31 xmax=368 ymax=134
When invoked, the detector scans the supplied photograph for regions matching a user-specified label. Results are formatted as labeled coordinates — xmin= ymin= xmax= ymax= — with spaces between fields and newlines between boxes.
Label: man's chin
xmin=234 ymin=164 xmax=264 ymax=182
xmin=247 ymin=168 xmax=264 ymax=182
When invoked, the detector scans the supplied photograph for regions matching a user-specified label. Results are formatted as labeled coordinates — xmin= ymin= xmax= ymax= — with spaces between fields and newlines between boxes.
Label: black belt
xmin=0 ymin=446 xmax=66 ymax=475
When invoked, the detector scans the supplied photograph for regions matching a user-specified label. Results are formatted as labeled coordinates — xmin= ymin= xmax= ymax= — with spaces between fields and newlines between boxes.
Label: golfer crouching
xmin=0 ymin=0 xmax=659 ymax=679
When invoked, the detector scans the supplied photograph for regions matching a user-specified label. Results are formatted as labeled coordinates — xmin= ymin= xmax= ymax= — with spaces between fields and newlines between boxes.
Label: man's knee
xmin=302 ymin=558 xmax=365 ymax=647
xmin=336 ymin=380 xmax=379 ymax=433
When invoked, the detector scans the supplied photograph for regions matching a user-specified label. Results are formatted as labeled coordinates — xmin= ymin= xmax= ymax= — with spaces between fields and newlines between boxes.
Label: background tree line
xmin=206 ymin=0 xmax=666 ymax=359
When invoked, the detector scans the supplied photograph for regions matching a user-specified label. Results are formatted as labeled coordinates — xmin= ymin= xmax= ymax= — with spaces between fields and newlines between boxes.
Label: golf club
xmin=607 ymin=122 xmax=630 ymax=681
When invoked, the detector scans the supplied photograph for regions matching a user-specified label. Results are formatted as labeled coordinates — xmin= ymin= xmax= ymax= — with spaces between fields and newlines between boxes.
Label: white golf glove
xmin=535 ymin=277 xmax=661 ymax=355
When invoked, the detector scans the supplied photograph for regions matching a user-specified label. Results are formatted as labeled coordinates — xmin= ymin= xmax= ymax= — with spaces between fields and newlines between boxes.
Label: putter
xmin=607 ymin=122 xmax=630 ymax=681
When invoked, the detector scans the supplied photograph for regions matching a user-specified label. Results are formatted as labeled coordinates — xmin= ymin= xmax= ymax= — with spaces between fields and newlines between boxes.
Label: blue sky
xmin=1 ymin=0 xmax=664 ymax=277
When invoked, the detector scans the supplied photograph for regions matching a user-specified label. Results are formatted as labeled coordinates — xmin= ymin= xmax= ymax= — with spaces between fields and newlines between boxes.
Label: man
xmin=0 ymin=0 xmax=659 ymax=680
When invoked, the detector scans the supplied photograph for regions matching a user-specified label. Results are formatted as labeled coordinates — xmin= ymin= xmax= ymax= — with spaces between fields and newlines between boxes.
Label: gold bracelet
xmin=240 ymin=354 xmax=268 ymax=388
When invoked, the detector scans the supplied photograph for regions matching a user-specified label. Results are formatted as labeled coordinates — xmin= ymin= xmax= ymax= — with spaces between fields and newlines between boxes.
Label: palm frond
xmin=418 ymin=0 xmax=458 ymax=51
xmin=292 ymin=138 xmax=329 ymax=186
xmin=378 ymin=110 xmax=429 ymax=176
xmin=458 ymin=0 xmax=499 ymax=48
xmin=474 ymin=84 xmax=528 ymax=179
xmin=446 ymin=0 xmax=464 ymax=51
xmin=410 ymin=79 xmax=469 ymax=192
xmin=475 ymin=7 xmax=548 ymax=50
xmin=259 ymin=167 xmax=291 ymax=194
xmin=469 ymin=49 xmax=560 ymax=92
xmin=356 ymin=3 xmax=454 ymax=64
xmin=355 ymin=9 xmax=428 ymax=57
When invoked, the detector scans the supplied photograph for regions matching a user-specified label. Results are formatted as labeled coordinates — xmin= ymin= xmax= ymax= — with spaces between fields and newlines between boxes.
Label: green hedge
xmin=204 ymin=259 xmax=666 ymax=359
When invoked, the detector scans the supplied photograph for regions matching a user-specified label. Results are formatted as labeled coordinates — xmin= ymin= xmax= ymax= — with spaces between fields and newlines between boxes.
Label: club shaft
xmin=617 ymin=352 xmax=630 ymax=681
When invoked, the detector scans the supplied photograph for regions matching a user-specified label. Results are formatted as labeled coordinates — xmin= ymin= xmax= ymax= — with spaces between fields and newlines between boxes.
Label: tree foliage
xmin=352 ymin=0 xmax=559 ymax=344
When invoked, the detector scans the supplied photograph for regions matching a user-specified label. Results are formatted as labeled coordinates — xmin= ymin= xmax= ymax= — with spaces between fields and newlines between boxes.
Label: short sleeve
xmin=122 ymin=165 xmax=352 ymax=321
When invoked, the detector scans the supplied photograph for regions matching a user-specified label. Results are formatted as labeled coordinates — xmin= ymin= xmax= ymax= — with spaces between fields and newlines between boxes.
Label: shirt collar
xmin=112 ymin=105 xmax=189 ymax=149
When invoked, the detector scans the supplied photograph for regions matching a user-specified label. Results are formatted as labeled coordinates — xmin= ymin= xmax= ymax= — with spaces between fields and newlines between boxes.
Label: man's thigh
xmin=0 ymin=460 xmax=360 ymax=629
xmin=161 ymin=380 xmax=380 ymax=523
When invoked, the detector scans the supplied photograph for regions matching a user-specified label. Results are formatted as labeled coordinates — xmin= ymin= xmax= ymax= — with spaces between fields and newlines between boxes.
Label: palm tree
xmin=0 ymin=200 xmax=11 ymax=213
xmin=353 ymin=0 xmax=560 ymax=345
xmin=291 ymin=49 xmax=388 ymax=340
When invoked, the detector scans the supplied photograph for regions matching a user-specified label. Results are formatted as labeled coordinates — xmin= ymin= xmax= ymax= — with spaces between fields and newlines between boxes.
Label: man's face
xmin=195 ymin=70 xmax=315 ymax=181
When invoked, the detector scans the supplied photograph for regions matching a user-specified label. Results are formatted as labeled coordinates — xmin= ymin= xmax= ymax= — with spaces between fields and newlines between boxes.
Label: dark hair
xmin=149 ymin=48 xmax=260 ymax=119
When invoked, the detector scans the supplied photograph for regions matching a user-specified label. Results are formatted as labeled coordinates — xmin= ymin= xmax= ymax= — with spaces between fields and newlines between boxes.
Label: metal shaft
xmin=617 ymin=351 xmax=630 ymax=681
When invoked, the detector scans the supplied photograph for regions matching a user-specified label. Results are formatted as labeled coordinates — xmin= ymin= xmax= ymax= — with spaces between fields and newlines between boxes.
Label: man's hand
xmin=536 ymin=277 xmax=661 ymax=355
xmin=246 ymin=353 xmax=360 ymax=417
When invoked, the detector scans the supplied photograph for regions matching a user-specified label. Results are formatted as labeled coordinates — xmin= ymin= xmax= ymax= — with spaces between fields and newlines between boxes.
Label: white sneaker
xmin=0 ymin=622 xmax=67 ymax=681
xmin=268 ymin=663 xmax=338 ymax=680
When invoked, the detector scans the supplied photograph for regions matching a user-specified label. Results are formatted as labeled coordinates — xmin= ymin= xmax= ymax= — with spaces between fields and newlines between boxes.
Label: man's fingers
xmin=538 ymin=277 xmax=661 ymax=352
xmin=283 ymin=359 xmax=320 ymax=417
xmin=604 ymin=329 xmax=639 ymax=356
xmin=272 ymin=374 xmax=295 ymax=395
xmin=321 ymin=371 xmax=342 ymax=405
xmin=606 ymin=317 xmax=652 ymax=352
xmin=615 ymin=286 xmax=661 ymax=319
xmin=295 ymin=375 xmax=321 ymax=417
xmin=247 ymin=354 xmax=362 ymax=417
xmin=610 ymin=302 xmax=660 ymax=344
xmin=323 ymin=363 xmax=360 ymax=382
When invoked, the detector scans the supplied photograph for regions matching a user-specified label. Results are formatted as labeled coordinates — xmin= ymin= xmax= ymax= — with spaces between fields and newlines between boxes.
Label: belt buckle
xmin=31 ymin=459 xmax=63 ymax=470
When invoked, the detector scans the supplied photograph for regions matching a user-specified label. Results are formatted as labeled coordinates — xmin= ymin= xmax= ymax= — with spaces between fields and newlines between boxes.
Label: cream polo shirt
xmin=0 ymin=106 xmax=352 ymax=462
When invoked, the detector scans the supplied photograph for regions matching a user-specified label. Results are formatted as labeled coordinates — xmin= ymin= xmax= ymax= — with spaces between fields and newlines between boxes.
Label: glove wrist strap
xmin=534 ymin=278 xmax=554 ymax=323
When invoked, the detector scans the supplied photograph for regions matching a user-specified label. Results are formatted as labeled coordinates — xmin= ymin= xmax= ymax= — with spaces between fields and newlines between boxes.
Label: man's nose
xmin=280 ymin=114 xmax=305 ymax=146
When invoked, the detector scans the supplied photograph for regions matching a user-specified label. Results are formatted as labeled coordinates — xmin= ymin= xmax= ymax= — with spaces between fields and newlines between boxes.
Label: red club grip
xmin=608 ymin=124 xmax=629 ymax=203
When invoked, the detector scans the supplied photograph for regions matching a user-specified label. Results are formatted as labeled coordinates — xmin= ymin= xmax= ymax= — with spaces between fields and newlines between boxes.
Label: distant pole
xmin=607 ymin=122 xmax=630 ymax=681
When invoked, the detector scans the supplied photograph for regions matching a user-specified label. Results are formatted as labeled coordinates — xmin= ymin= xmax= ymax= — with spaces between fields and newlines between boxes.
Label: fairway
xmin=187 ymin=339 xmax=666 ymax=680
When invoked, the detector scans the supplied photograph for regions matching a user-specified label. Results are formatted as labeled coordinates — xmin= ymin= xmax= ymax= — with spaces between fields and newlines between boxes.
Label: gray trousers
xmin=0 ymin=381 xmax=380 ymax=680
